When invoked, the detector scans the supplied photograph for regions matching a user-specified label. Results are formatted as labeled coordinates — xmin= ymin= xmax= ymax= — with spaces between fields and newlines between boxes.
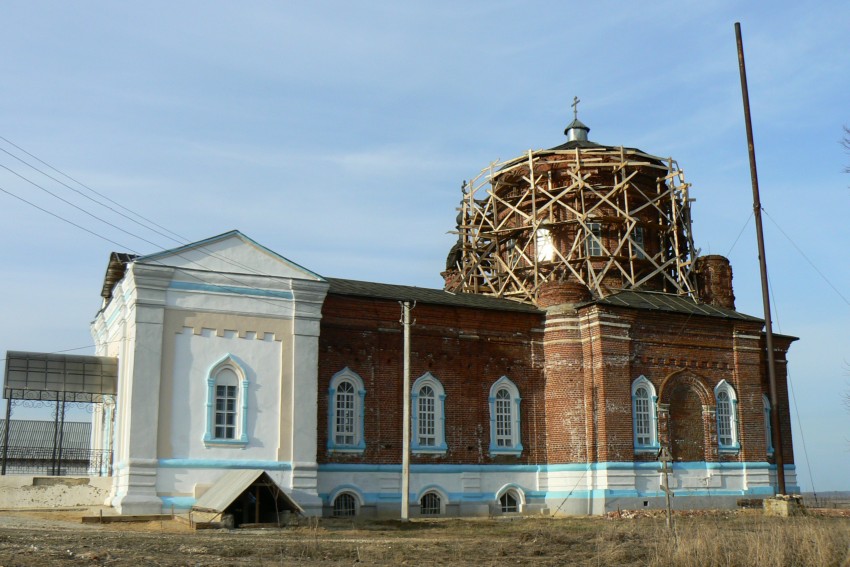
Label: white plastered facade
xmin=90 ymin=231 xmax=328 ymax=515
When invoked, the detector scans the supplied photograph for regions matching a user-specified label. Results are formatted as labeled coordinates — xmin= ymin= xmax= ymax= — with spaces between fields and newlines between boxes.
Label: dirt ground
xmin=0 ymin=507 xmax=848 ymax=566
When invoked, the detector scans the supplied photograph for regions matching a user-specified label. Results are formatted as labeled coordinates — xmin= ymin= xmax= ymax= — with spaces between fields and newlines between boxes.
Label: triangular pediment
xmin=135 ymin=230 xmax=324 ymax=281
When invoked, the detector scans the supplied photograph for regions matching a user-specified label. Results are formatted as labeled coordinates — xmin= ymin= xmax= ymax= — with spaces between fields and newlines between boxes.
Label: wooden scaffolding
xmin=446 ymin=145 xmax=699 ymax=305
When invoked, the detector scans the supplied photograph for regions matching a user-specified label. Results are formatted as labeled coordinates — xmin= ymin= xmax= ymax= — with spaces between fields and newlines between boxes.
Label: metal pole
xmin=658 ymin=447 xmax=674 ymax=529
xmin=2 ymin=396 xmax=11 ymax=475
xmin=51 ymin=396 xmax=61 ymax=476
xmin=57 ymin=393 xmax=67 ymax=476
xmin=401 ymin=301 xmax=412 ymax=521
xmin=735 ymin=22 xmax=786 ymax=495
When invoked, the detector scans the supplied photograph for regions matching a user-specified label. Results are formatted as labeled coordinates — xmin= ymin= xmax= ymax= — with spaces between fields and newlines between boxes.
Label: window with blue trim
xmin=631 ymin=375 xmax=659 ymax=452
xmin=714 ymin=380 xmax=739 ymax=452
xmin=763 ymin=395 xmax=774 ymax=456
xmin=411 ymin=373 xmax=447 ymax=453
xmin=488 ymin=376 xmax=522 ymax=456
xmin=204 ymin=355 xmax=249 ymax=446
xmin=328 ymin=368 xmax=366 ymax=453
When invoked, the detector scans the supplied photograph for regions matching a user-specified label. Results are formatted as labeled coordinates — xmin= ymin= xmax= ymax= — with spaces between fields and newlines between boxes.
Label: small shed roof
xmin=192 ymin=469 xmax=303 ymax=514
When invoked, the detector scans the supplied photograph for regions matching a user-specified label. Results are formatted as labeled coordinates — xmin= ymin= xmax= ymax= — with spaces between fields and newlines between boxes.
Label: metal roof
xmin=0 ymin=420 xmax=91 ymax=450
xmin=192 ymin=469 xmax=303 ymax=514
xmin=326 ymin=278 xmax=542 ymax=314
xmin=581 ymin=290 xmax=763 ymax=322
xmin=4 ymin=352 xmax=118 ymax=402
xmin=100 ymin=252 xmax=137 ymax=300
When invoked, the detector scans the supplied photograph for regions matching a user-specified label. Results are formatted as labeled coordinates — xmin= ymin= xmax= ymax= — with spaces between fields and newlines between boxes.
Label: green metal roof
xmin=326 ymin=278 xmax=542 ymax=314
xmin=581 ymin=290 xmax=763 ymax=322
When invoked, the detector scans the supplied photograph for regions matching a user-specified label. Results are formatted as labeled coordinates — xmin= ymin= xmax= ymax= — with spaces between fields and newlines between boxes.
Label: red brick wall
xmin=316 ymin=292 xmax=795 ymax=468
xmin=318 ymin=294 xmax=545 ymax=465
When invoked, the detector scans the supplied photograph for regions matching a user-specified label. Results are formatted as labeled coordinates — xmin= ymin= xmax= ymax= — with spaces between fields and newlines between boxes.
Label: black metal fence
xmin=0 ymin=447 xmax=112 ymax=476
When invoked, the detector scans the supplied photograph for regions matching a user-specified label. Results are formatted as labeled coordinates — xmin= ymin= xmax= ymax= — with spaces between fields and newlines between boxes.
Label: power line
xmin=0 ymin=135 xmax=187 ymax=243
xmin=726 ymin=211 xmax=753 ymax=257
xmin=763 ymin=208 xmax=850 ymax=308
xmin=0 ymin=183 xmax=304 ymax=316
xmin=0 ymin=184 xmax=134 ymax=250
xmin=0 ymin=139 xmax=303 ymax=282
xmin=0 ymin=163 xmax=172 ymax=251
xmin=767 ymin=271 xmax=817 ymax=499
xmin=0 ymin=145 xmax=185 ymax=247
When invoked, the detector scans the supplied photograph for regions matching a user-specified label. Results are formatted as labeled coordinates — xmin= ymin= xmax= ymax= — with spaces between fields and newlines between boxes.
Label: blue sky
xmin=1 ymin=1 xmax=848 ymax=492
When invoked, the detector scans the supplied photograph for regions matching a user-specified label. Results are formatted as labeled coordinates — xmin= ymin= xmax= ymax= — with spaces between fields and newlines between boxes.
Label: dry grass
xmin=0 ymin=508 xmax=848 ymax=565
xmin=645 ymin=513 xmax=850 ymax=567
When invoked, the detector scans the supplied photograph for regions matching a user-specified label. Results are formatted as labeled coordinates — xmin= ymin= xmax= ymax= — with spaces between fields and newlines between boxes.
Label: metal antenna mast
xmin=735 ymin=22 xmax=786 ymax=495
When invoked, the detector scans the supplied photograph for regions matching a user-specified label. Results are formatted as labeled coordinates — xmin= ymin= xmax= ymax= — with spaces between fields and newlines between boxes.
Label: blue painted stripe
xmin=169 ymin=280 xmax=294 ymax=299
xmin=160 ymin=496 xmax=196 ymax=509
xmin=158 ymin=459 xmax=292 ymax=470
xmin=318 ymin=462 xmax=793 ymax=474
xmin=320 ymin=486 xmax=783 ymax=505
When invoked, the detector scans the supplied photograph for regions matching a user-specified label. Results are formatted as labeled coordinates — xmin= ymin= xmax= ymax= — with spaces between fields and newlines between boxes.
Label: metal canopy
xmin=3 ymin=351 xmax=118 ymax=403
xmin=192 ymin=469 xmax=303 ymax=514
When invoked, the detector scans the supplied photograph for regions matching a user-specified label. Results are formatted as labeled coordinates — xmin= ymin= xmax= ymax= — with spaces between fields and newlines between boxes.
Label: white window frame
xmin=714 ymin=380 xmax=740 ymax=452
xmin=488 ymin=376 xmax=523 ymax=456
xmin=496 ymin=485 xmax=524 ymax=514
xmin=763 ymin=395 xmax=774 ymax=456
xmin=203 ymin=354 xmax=249 ymax=447
xmin=327 ymin=368 xmax=366 ymax=453
xmin=631 ymin=375 xmax=659 ymax=452
xmin=411 ymin=372 xmax=447 ymax=454
xmin=585 ymin=222 xmax=602 ymax=257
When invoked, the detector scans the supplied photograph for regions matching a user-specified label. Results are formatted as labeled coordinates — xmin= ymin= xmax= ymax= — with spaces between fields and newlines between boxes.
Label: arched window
xmin=763 ymin=395 xmax=774 ymax=456
xmin=333 ymin=493 xmax=357 ymax=517
xmin=204 ymin=355 xmax=249 ymax=446
xmin=535 ymin=228 xmax=554 ymax=262
xmin=328 ymin=368 xmax=366 ymax=452
xmin=420 ymin=491 xmax=441 ymax=516
xmin=215 ymin=368 xmax=238 ymax=439
xmin=411 ymin=373 xmax=447 ymax=453
xmin=631 ymin=376 xmax=659 ymax=452
xmin=500 ymin=492 xmax=517 ymax=513
xmin=489 ymin=377 xmax=522 ymax=456
xmin=496 ymin=485 xmax=524 ymax=514
xmin=714 ymin=380 xmax=739 ymax=452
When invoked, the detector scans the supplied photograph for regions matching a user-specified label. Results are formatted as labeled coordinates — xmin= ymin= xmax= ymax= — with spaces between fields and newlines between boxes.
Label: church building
xmin=6 ymin=114 xmax=798 ymax=517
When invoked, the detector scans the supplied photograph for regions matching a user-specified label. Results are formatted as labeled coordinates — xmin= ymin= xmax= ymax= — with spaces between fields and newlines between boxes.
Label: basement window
xmin=332 ymin=493 xmax=357 ymax=517
xmin=420 ymin=492 xmax=442 ymax=516
xmin=499 ymin=490 xmax=520 ymax=513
